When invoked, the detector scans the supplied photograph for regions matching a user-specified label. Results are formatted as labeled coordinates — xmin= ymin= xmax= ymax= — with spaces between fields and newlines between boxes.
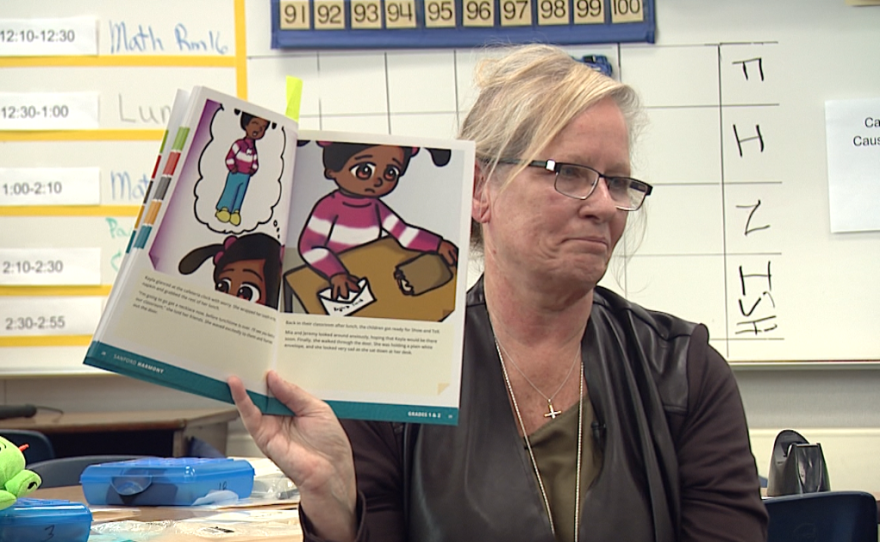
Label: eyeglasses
xmin=497 ymin=158 xmax=653 ymax=211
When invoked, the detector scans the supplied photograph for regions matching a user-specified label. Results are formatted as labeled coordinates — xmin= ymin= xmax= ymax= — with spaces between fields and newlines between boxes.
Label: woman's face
xmin=216 ymin=259 xmax=266 ymax=305
xmin=478 ymin=97 xmax=630 ymax=290
xmin=328 ymin=146 xmax=406 ymax=198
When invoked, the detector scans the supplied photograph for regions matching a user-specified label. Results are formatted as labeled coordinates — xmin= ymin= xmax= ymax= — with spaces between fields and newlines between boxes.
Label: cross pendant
xmin=544 ymin=401 xmax=562 ymax=419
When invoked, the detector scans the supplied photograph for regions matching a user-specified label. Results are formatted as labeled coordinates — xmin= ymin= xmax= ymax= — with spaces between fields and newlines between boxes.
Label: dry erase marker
xmin=580 ymin=55 xmax=613 ymax=78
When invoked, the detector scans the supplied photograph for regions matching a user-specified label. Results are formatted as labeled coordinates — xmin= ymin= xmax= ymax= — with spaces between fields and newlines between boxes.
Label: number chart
xmin=271 ymin=0 xmax=654 ymax=49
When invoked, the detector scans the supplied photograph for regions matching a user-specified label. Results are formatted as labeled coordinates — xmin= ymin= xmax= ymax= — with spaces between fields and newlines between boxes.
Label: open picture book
xmin=84 ymin=86 xmax=475 ymax=425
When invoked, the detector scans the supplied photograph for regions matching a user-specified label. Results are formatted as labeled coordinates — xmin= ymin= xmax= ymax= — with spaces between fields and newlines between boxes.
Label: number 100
xmin=610 ymin=0 xmax=643 ymax=22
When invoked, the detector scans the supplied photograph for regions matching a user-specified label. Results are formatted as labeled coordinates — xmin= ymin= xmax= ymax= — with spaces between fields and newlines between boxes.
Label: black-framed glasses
xmin=497 ymin=158 xmax=653 ymax=211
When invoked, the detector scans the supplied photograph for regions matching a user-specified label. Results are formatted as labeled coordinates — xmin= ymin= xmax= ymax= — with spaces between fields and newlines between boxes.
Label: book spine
xmin=125 ymin=128 xmax=168 ymax=255
xmin=132 ymin=127 xmax=190 ymax=250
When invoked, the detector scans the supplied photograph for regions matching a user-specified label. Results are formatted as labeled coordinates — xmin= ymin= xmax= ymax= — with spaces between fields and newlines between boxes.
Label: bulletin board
xmin=1 ymin=0 xmax=880 ymax=376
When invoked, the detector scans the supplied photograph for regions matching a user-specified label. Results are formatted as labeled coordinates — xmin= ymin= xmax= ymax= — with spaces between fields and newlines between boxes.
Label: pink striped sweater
xmin=298 ymin=190 xmax=442 ymax=279
xmin=226 ymin=138 xmax=258 ymax=174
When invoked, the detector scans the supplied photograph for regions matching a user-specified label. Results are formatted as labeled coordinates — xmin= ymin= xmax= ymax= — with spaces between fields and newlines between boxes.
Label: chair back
xmin=29 ymin=455 xmax=152 ymax=488
xmin=0 ymin=429 xmax=55 ymax=465
xmin=765 ymin=490 xmax=878 ymax=542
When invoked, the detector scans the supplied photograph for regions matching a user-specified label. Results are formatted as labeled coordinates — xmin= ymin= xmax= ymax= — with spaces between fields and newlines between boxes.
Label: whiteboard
xmin=1 ymin=0 xmax=878 ymax=376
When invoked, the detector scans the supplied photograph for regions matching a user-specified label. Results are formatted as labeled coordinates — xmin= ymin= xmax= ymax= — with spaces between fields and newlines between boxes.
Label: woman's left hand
xmin=227 ymin=371 xmax=357 ymax=541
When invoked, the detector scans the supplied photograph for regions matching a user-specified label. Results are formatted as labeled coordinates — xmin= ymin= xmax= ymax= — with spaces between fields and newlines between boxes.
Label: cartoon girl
xmin=298 ymin=142 xmax=458 ymax=301
xmin=178 ymin=232 xmax=282 ymax=309
xmin=215 ymin=110 xmax=274 ymax=227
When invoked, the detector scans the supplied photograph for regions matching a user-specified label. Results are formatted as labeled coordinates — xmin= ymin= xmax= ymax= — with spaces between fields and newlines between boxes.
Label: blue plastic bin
xmin=81 ymin=457 xmax=255 ymax=506
xmin=0 ymin=498 xmax=91 ymax=542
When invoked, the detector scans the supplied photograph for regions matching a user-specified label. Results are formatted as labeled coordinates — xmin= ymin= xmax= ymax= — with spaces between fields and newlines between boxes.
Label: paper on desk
xmin=197 ymin=496 xmax=298 ymax=510
xmin=183 ymin=509 xmax=299 ymax=523
xmin=89 ymin=519 xmax=170 ymax=541
xmin=229 ymin=457 xmax=300 ymax=503
xmin=88 ymin=506 xmax=142 ymax=523
xmin=172 ymin=512 xmax=302 ymax=540
xmin=89 ymin=510 xmax=301 ymax=541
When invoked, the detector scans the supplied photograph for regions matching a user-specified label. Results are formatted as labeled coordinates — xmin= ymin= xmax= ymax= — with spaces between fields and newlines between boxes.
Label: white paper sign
xmin=0 ymin=248 xmax=102 ymax=286
xmin=0 ymin=92 xmax=99 ymax=131
xmin=0 ymin=18 xmax=98 ymax=56
xmin=0 ymin=167 xmax=101 ymax=206
xmin=0 ymin=296 xmax=102 ymax=337
xmin=825 ymin=98 xmax=880 ymax=233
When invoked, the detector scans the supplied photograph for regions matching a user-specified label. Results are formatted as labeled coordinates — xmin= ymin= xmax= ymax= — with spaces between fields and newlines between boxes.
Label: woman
xmin=228 ymin=44 xmax=768 ymax=541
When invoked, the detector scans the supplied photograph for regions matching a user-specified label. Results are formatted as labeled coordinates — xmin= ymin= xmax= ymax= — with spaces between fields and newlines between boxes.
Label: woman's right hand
xmin=228 ymin=371 xmax=357 ymax=542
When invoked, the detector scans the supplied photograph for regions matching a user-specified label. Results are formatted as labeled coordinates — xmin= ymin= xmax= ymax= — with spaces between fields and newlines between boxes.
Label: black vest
xmin=402 ymin=279 xmax=694 ymax=541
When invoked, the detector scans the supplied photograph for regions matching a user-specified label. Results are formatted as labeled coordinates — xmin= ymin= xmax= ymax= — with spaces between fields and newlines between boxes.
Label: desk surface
xmin=0 ymin=408 xmax=239 ymax=434
xmin=32 ymin=485 xmax=302 ymax=541
xmin=32 ymin=485 xmax=221 ymax=523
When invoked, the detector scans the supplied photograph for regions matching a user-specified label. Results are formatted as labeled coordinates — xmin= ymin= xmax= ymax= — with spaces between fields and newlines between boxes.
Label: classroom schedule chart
xmin=0 ymin=0 xmax=243 ymax=374
xmin=616 ymin=41 xmax=784 ymax=363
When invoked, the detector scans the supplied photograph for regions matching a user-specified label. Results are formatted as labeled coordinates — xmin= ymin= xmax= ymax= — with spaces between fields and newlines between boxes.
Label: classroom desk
xmin=0 ymin=408 xmax=239 ymax=458
xmin=31 ymin=485 xmax=302 ymax=541
xmin=31 ymin=485 xmax=223 ymax=523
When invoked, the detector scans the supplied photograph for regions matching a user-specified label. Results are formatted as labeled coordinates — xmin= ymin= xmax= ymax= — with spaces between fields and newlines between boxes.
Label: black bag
xmin=767 ymin=429 xmax=831 ymax=497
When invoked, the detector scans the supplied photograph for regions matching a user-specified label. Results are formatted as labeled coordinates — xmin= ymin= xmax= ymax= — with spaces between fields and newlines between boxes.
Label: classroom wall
xmin=2 ymin=0 xmax=880 ymax=491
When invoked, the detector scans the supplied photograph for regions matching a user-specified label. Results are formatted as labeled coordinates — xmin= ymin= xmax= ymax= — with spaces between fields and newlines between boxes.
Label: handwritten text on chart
xmin=117 ymin=94 xmax=173 ymax=126
xmin=108 ymin=21 xmax=229 ymax=54
xmin=109 ymin=171 xmax=151 ymax=203
xmin=105 ymin=217 xmax=134 ymax=273
xmin=0 ymin=18 xmax=98 ymax=56
xmin=725 ymin=48 xmax=780 ymax=341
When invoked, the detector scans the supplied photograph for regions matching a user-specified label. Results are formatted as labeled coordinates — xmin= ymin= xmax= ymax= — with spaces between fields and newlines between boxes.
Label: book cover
xmin=85 ymin=86 xmax=474 ymax=425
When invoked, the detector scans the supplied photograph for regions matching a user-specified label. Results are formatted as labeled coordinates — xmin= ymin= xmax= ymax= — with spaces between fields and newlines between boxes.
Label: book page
xmin=108 ymin=269 xmax=277 ymax=384
xmin=273 ymin=131 xmax=474 ymax=422
xmin=86 ymin=87 xmax=299 ymax=400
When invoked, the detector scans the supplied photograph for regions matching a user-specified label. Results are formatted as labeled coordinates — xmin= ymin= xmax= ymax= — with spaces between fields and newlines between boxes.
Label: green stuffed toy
xmin=0 ymin=436 xmax=41 ymax=510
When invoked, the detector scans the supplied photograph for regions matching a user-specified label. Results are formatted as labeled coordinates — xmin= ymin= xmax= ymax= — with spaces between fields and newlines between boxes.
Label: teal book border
xmin=85 ymin=342 xmax=458 ymax=425
xmin=84 ymin=341 xmax=276 ymax=412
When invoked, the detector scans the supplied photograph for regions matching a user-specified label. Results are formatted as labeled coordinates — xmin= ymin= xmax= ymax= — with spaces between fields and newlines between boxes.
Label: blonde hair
xmin=460 ymin=44 xmax=644 ymax=249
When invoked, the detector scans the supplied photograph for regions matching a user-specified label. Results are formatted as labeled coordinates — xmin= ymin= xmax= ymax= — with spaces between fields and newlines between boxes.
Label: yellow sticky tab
xmin=285 ymin=76 xmax=304 ymax=122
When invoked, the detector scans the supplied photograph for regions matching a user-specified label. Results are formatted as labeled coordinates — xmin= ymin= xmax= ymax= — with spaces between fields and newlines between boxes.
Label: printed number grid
xmin=272 ymin=0 xmax=654 ymax=48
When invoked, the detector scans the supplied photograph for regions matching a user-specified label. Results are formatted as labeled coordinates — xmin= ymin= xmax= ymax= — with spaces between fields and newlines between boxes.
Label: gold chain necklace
xmin=495 ymin=340 xmax=580 ymax=419
xmin=494 ymin=338 xmax=583 ymax=542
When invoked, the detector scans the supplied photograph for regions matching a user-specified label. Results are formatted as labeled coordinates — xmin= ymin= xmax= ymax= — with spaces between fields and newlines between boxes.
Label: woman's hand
xmin=329 ymin=272 xmax=361 ymax=301
xmin=228 ymin=371 xmax=357 ymax=542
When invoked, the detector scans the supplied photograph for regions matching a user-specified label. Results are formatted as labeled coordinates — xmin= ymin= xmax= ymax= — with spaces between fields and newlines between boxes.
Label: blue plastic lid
xmin=80 ymin=457 xmax=254 ymax=497
xmin=0 ymin=498 xmax=92 ymax=526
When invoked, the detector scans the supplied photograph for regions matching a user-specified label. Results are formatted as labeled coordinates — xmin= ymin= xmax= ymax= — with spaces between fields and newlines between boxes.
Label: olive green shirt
xmin=527 ymin=390 xmax=602 ymax=542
